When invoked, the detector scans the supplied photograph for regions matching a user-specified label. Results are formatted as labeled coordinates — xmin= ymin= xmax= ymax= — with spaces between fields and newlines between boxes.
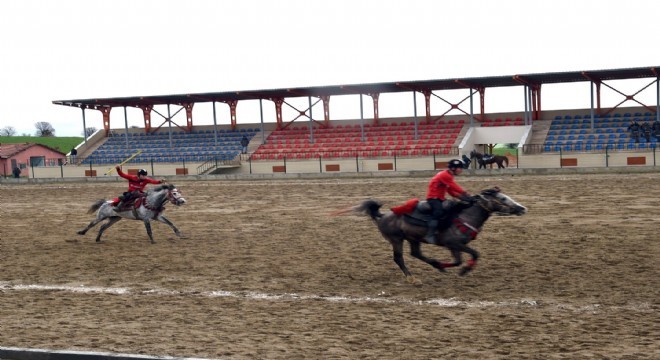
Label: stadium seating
xmin=252 ymin=120 xmax=464 ymax=159
xmin=544 ymin=113 xmax=657 ymax=152
xmin=82 ymin=128 xmax=259 ymax=164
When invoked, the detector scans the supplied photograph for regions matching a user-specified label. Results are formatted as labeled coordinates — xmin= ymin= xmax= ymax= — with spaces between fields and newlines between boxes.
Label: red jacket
xmin=116 ymin=168 xmax=162 ymax=193
xmin=426 ymin=169 xmax=466 ymax=200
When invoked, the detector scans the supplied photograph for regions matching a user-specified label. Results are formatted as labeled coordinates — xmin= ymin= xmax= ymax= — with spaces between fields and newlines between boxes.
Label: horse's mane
xmin=149 ymin=184 xmax=174 ymax=193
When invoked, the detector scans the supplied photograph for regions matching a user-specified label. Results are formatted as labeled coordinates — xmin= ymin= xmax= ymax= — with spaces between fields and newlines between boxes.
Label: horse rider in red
xmin=114 ymin=166 xmax=166 ymax=211
xmin=424 ymin=159 xmax=473 ymax=245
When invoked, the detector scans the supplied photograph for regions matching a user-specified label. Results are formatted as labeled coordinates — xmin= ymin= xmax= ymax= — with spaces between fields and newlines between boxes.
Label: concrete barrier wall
xmin=4 ymin=149 xmax=658 ymax=182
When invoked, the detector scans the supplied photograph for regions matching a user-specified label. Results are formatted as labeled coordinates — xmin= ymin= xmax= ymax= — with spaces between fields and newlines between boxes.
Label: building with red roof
xmin=0 ymin=143 xmax=66 ymax=178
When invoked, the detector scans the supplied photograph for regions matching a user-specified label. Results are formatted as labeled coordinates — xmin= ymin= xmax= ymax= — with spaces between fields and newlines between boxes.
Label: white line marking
xmin=0 ymin=282 xmax=653 ymax=313
xmin=0 ymin=346 xmax=212 ymax=360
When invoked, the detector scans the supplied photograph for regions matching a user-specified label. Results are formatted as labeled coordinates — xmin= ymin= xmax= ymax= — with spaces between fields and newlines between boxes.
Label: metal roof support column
xmin=469 ymin=89 xmax=474 ymax=128
xmin=308 ymin=96 xmax=314 ymax=144
xmin=532 ymin=85 xmax=541 ymax=121
xmin=527 ymin=87 xmax=534 ymax=124
xmin=423 ymin=90 xmax=431 ymax=122
xmin=368 ymin=93 xmax=380 ymax=125
xmin=656 ymin=77 xmax=659 ymax=121
xmin=272 ymin=98 xmax=284 ymax=130
xmin=595 ymin=81 xmax=602 ymax=115
xmin=212 ymin=101 xmax=218 ymax=146
xmin=99 ymin=107 xmax=111 ymax=137
xmin=139 ymin=105 xmax=153 ymax=134
xmin=183 ymin=103 xmax=194 ymax=132
xmin=523 ymin=86 xmax=529 ymax=125
xmin=123 ymin=106 xmax=129 ymax=148
xmin=479 ymin=88 xmax=486 ymax=122
xmin=359 ymin=94 xmax=365 ymax=142
xmin=321 ymin=95 xmax=330 ymax=126
xmin=226 ymin=100 xmax=238 ymax=130
xmin=167 ymin=104 xmax=173 ymax=148
xmin=81 ymin=107 xmax=87 ymax=144
xmin=259 ymin=99 xmax=265 ymax=144
xmin=413 ymin=91 xmax=419 ymax=139
xmin=589 ymin=82 xmax=595 ymax=130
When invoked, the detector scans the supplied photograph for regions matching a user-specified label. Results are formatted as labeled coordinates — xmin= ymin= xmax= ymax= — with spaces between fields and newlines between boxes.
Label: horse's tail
xmin=503 ymin=156 xmax=509 ymax=167
xmin=352 ymin=199 xmax=384 ymax=221
xmin=329 ymin=199 xmax=384 ymax=221
xmin=88 ymin=199 xmax=107 ymax=214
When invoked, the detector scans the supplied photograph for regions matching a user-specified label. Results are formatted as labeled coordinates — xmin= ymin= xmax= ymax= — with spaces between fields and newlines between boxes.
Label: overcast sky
xmin=1 ymin=0 xmax=658 ymax=137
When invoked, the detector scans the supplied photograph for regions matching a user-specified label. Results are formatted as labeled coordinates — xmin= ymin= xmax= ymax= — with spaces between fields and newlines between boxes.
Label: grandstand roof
xmin=53 ymin=66 xmax=659 ymax=110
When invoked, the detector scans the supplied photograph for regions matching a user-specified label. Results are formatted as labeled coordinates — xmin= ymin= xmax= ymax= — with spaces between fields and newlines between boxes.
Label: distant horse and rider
xmin=333 ymin=187 xmax=527 ymax=284
xmin=77 ymin=184 xmax=187 ymax=243
xmin=469 ymin=150 xmax=509 ymax=169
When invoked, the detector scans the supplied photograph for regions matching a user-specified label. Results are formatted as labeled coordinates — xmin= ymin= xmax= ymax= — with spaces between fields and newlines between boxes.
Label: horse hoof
xmin=406 ymin=276 xmax=423 ymax=286
xmin=77 ymin=231 xmax=85 ymax=235
xmin=459 ymin=267 xmax=472 ymax=276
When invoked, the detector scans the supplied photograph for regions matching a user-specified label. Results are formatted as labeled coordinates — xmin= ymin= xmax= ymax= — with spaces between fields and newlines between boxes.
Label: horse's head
xmin=165 ymin=184 xmax=186 ymax=206
xmin=475 ymin=187 xmax=527 ymax=216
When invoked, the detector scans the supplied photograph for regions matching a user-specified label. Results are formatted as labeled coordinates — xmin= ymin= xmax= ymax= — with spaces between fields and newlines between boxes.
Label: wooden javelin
xmin=105 ymin=150 xmax=143 ymax=175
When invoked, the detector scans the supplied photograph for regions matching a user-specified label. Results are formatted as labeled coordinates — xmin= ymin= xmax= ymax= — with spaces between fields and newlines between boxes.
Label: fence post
xmin=356 ymin=155 xmax=359 ymax=172
xmin=433 ymin=151 xmax=437 ymax=170
xmin=283 ymin=156 xmax=287 ymax=173
xmin=394 ymin=154 xmax=397 ymax=171
xmin=605 ymin=146 xmax=609 ymax=167
xmin=559 ymin=148 xmax=563 ymax=168
xmin=319 ymin=155 xmax=322 ymax=173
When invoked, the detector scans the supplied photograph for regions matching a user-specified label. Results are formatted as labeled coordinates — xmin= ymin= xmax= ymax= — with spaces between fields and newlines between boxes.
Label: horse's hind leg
xmin=387 ymin=237 xmax=419 ymax=284
xmin=78 ymin=217 xmax=105 ymax=235
xmin=95 ymin=217 xmax=121 ymax=242
xmin=156 ymin=215 xmax=182 ymax=238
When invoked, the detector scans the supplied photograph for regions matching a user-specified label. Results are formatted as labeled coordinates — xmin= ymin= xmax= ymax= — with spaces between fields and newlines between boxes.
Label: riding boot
xmin=424 ymin=220 xmax=439 ymax=245
xmin=113 ymin=195 xmax=124 ymax=212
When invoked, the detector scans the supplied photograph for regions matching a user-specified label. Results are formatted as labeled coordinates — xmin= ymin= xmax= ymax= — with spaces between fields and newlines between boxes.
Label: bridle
xmin=142 ymin=187 xmax=181 ymax=212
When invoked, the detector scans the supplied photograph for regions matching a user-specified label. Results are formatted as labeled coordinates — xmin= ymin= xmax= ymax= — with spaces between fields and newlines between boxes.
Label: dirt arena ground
xmin=1 ymin=172 xmax=658 ymax=359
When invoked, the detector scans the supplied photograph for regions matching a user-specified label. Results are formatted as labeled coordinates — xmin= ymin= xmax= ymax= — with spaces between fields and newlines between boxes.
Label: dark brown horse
xmin=336 ymin=188 xmax=527 ymax=284
xmin=470 ymin=150 xmax=509 ymax=169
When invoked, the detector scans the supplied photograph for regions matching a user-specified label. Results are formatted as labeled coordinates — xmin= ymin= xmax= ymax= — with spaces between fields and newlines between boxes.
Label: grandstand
xmin=38 ymin=66 xmax=659 ymax=178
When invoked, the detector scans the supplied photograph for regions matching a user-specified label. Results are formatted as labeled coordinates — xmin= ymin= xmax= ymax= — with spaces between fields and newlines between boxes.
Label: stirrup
xmin=424 ymin=234 xmax=437 ymax=245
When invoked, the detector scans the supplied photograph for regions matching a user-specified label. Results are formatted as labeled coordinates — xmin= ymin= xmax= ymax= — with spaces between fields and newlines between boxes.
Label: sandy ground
xmin=0 ymin=173 xmax=658 ymax=359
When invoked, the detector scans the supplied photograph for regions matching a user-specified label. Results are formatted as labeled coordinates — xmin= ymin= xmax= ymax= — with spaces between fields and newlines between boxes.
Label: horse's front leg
xmin=156 ymin=215 xmax=183 ymax=238
xmin=95 ymin=216 xmax=121 ymax=242
xmin=143 ymin=219 xmax=155 ymax=244
xmin=451 ymin=244 xmax=479 ymax=276
xmin=409 ymin=241 xmax=449 ymax=273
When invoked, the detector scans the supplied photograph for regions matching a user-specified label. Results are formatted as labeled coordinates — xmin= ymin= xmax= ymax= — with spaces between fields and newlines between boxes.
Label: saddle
xmin=112 ymin=194 xmax=146 ymax=211
xmin=391 ymin=199 xmax=459 ymax=229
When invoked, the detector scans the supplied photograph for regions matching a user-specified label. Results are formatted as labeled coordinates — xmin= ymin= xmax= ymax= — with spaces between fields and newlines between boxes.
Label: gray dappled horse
xmin=344 ymin=188 xmax=526 ymax=284
xmin=77 ymin=184 xmax=187 ymax=244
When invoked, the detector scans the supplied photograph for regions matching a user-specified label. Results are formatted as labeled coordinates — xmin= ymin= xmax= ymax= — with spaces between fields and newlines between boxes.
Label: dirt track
xmin=1 ymin=173 xmax=658 ymax=359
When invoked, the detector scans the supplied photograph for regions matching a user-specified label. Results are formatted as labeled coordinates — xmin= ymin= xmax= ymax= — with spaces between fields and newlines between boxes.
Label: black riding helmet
xmin=448 ymin=159 xmax=464 ymax=169
xmin=138 ymin=169 xmax=148 ymax=176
